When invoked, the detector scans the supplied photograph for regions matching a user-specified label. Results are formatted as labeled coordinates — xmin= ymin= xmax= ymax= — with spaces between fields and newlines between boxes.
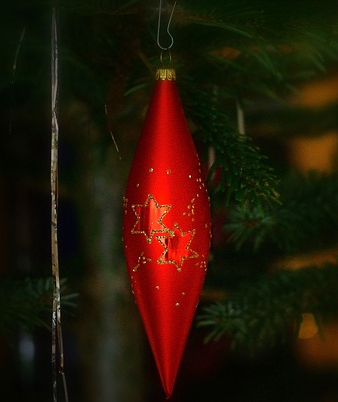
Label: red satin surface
xmin=123 ymin=74 xmax=211 ymax=398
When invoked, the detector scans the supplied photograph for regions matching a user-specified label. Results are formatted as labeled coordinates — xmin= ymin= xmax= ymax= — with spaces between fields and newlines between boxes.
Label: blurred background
xmin=1 ymin=1 xmax=338 ymax=401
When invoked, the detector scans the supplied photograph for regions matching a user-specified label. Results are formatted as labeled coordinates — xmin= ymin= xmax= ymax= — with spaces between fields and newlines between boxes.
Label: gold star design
xmin=156 ymin=223 xmax=199 ymax=272
xmin=131 ymin=194 xmax=172 ymax=243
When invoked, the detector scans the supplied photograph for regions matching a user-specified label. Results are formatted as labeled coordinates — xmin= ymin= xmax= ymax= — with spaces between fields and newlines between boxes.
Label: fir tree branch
xmin=0 ymin=277 xmax=77 ymax=337
xmin=181 ymin=81 xmax=280 ymax=211
xmin=198 ymin=262 xmax=338 ymax=353
xmin=225 ymin=172 xmax=338 ymax=252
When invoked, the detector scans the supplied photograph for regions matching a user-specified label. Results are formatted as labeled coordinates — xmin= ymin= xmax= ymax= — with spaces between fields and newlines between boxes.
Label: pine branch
xmin=198 ymin=262 xmax=338 ymax=353
xmin=172 ymin=1 xmax=338 ymax=99
xmin=180 ymin=0 xmax=338 ymax=41
xmin=0 ymin=277 xmax=77 ymax=336
xmin=225 ymin=172 xmax=338 ymax=252
xmin=181 ymin=80 xmax=280 ymax=211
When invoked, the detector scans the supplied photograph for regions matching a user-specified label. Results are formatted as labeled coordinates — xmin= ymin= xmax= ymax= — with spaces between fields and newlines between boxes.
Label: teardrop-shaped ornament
xmin=123 ymin=68 xmax=211 ymax=399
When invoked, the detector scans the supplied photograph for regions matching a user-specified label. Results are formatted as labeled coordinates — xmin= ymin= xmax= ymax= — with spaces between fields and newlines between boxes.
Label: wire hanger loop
xmin=160 ymin=49 xmax=172 ymax=65
xmin=157 ymin=0 xmax=177 ymax=51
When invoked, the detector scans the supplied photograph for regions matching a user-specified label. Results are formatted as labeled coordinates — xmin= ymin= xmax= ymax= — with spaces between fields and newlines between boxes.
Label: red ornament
xmin=123 ymin=68 xmax=211 ymax=399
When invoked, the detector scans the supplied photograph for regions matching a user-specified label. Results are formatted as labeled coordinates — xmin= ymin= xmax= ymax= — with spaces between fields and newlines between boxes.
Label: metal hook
xmin=157 ymin=0 xmax=176 ymax=50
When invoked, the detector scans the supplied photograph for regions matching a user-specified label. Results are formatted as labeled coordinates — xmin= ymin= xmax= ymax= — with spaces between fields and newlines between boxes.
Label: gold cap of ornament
xmin=155 ymin=68 xmax=176 ymax=81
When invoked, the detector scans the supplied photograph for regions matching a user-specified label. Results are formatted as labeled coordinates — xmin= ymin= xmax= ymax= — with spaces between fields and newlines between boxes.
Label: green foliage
xmin=225 ymin=172 xmax=338 ymax=252
xmin=0 ymin=277 xmax=77 ymax=337
xmin=182 ymin=81 xmax=280 ymax=210
xmin=1 ymin=0 xmax=338 ymax=355
xmin=201 ymin=171 xmax=338 ymax=351
xmin=198 ymin=262 xmax=338 ymax=353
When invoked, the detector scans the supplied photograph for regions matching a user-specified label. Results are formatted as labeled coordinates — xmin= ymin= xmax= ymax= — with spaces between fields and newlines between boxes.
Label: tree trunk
xmin=75 ymin=118 xmax=145 ymax=401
